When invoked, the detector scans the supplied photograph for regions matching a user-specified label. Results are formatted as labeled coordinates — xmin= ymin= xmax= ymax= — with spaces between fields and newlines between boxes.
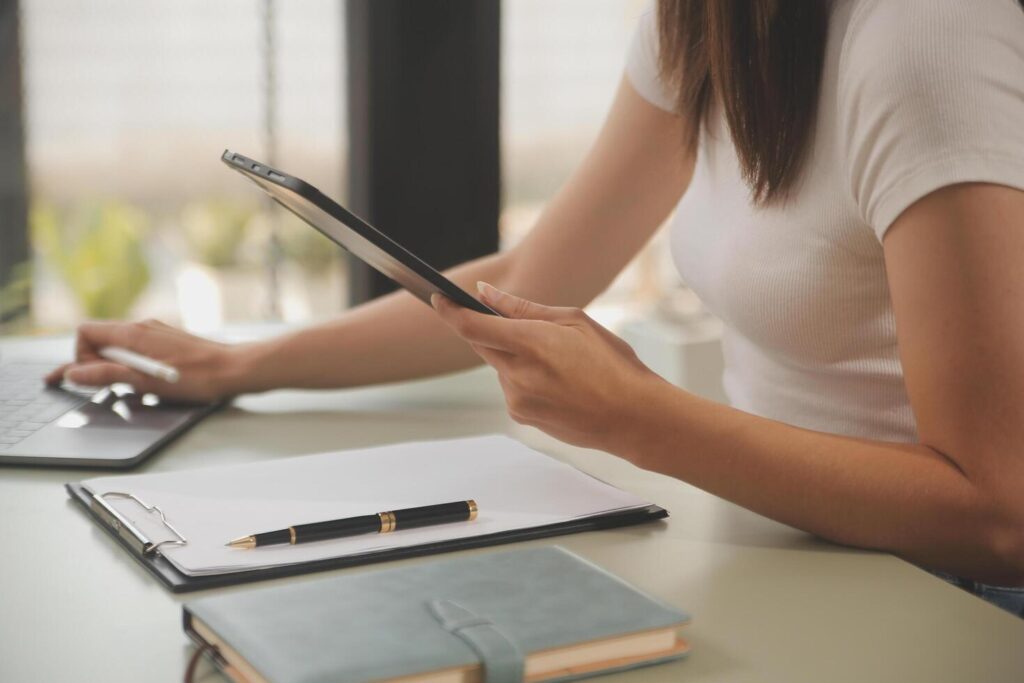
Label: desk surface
xmin=1 ymin=334 xmax=1022 ymax=683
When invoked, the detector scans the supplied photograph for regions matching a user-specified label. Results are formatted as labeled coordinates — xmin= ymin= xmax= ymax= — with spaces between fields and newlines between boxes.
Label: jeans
xmin=932 ymin=571 xmax=1024 ymax=619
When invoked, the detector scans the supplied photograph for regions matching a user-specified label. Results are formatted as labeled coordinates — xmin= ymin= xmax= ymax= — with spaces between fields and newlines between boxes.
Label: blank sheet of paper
xmin=80 ymin=435 xmax=652 ymax=576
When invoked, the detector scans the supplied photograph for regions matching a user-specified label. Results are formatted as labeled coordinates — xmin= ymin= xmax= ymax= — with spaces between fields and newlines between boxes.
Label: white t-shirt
xmin=626 ymin=0 xmax=1024 ymax=442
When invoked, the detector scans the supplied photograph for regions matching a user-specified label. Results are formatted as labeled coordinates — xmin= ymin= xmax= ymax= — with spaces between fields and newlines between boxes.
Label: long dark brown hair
xmin=657 ymin=0 xmax=829 ymax=203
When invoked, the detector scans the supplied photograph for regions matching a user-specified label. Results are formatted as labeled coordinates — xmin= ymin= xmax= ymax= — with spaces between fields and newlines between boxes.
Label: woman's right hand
xmin=44 ymin=319 xmax=250 ymax=403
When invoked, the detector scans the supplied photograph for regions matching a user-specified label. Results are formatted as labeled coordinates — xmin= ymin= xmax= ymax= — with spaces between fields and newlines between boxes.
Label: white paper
xmin=81 ymin=435 xmax=652 ymax=576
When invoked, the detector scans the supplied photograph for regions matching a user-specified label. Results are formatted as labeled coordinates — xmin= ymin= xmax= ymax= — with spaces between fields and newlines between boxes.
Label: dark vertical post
xmin=345 ymin=0 xmax=500 ymax=304
xmin=0 ymin=0 xmax=30 ymax=325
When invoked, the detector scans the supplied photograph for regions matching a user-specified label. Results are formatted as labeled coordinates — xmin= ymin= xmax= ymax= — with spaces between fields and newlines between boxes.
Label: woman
xmin=48 ymin=0 xmax=1024 ymax=614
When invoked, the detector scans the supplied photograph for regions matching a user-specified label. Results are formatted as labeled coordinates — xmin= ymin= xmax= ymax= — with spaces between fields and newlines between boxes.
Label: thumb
xmin=65 ymin=361 xmax=158 ymax=392
xmin=476 ymin=282 xmax=574 ymax=322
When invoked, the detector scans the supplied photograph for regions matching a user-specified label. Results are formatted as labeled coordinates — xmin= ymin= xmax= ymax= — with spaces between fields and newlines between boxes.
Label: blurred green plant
xmin=32 ymin=201 xmax=151 ymax=319
xmin=0 ymin=260 xmax=32 ymax=332
xmin=181 ymin=200 xmax=254 ymax=268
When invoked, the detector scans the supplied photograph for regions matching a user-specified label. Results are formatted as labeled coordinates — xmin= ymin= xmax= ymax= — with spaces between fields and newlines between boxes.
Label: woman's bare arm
xmin=620 ymin=183 xmax=1024 ymax=583
xmin=430 ymin=181 xmax=1024 ymax=584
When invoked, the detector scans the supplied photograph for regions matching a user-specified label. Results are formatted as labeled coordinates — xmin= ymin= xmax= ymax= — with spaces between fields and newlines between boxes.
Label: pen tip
xmin=226 ymin=535 xmax=256 ymax=549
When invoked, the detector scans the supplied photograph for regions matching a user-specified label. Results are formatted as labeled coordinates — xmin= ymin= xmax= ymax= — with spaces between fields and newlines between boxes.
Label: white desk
xmin=1 ymin=334 xmax=1022 ymax=682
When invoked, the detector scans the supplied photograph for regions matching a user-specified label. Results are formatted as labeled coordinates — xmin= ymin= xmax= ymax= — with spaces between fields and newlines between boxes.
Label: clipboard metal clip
xmin=90 ymin=491 xmax=188 ymax=556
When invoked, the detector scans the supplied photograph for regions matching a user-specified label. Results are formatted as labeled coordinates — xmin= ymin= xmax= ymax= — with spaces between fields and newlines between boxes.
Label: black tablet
xmin=221 ymin=150 xmax=498 ymax=316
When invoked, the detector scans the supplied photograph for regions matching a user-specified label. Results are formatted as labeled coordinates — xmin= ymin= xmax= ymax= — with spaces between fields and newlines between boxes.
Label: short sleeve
xmin=625 ymin=8 xmax=677 ymax=113
xmin=838 ymin=0 xmax=1024 ymax=240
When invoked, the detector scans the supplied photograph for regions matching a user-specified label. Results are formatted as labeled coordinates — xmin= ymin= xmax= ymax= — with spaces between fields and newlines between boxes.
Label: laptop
xmin=2 ymin=149 xmax=489 ymax=467
xmin=0 ymin=360 xmax=219 ymax=468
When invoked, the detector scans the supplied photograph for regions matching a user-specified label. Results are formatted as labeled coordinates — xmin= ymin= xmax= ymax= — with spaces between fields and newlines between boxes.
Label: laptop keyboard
xmin=0 ymin=362 xmax=89 ymax=451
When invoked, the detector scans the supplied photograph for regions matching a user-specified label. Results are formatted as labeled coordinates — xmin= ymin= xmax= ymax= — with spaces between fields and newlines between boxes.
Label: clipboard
xmin=66 ymin=482 xmax=667 ymax=593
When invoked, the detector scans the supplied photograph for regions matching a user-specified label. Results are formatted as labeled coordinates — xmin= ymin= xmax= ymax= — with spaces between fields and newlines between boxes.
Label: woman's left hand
xmin=431 ymin=282 xmax=663 ymax=451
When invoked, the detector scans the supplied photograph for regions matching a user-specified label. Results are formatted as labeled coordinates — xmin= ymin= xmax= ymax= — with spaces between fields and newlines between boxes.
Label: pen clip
xmin=90 ymin=491 xmax=188 ymax=556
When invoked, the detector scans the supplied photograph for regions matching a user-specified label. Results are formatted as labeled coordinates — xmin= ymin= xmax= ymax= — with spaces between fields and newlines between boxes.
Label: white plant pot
xmin=175 ymin=263 xmax=266 ymax=332
xmin=620 ymin=308 xmax=726 ymax=403
xmin=279 ymin=261 xmax=347 ymax=323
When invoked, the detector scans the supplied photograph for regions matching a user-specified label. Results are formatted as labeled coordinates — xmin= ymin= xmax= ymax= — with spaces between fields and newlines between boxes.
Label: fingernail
xmin=430 ymin=293 xmax=441 ymax=309
xmin=477 ymin=281 xmax=501 ymax=303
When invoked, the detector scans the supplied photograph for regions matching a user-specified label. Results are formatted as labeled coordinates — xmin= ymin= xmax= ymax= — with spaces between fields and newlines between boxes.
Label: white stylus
xmin=98 ymin=346 xmax=180 ymax=384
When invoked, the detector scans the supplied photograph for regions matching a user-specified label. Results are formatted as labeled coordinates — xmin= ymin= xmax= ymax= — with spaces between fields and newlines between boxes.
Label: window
xmin=13 ymin=0 xmax=677 ymax=336
xmin=21 ymin=0 xmax=345 ymax=331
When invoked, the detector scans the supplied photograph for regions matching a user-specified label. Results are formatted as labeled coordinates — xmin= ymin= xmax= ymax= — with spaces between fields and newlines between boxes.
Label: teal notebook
xmin=184 ymin=546 xmax=691 ymax=683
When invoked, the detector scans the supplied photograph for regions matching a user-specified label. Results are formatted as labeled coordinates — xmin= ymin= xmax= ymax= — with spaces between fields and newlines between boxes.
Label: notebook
xmin=184 ymin=546 xmax=691 ymax=683
xmin=68 ymin=435 xmax=668 ymax=592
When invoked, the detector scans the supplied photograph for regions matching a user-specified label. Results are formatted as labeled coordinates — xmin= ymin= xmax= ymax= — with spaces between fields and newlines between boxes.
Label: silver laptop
xmin=0 ymin=360 xmax=219 ymax=468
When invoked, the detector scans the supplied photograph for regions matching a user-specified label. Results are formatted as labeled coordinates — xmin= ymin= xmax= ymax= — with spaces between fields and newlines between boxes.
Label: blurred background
xmin=0 ymin=0 xmax=724 ymax=398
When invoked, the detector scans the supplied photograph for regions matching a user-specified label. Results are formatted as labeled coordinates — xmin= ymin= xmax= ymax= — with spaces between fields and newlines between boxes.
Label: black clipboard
xmin=66 ymin=482 xmax=667 ymax=593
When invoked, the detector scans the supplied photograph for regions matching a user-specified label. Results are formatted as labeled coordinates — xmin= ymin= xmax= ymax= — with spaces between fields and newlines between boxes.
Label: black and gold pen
xmin=226 ymin=500 xmax=478 ymax=549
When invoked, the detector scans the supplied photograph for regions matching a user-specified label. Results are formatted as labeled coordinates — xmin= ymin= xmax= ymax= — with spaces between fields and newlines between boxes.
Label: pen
xmin=226 ymin=500 xmax=478 ymax=549
xmin=99 ymin=346 xmax=180 ymax=384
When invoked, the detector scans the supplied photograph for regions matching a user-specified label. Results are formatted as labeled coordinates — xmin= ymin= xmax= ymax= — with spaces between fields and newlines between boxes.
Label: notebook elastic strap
xmin=427 ymin=600 xmax=525 ymax=683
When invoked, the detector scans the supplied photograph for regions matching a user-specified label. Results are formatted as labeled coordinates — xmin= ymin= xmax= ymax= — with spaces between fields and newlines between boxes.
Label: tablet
xmin=221 ymin=150 xmax=498 ymax=316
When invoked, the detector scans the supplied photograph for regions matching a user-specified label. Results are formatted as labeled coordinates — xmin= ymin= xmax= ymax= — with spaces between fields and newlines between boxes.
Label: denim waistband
xmin=930 ymin=570 xmax=1024 ymax=619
